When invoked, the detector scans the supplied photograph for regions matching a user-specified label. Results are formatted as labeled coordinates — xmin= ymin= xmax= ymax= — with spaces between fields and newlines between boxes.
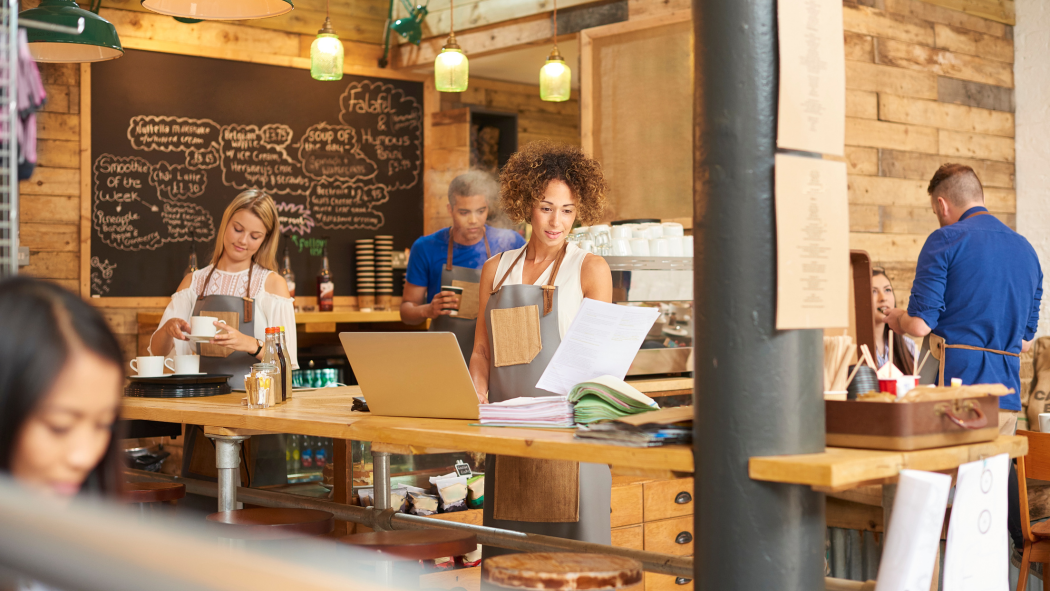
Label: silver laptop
xmin=339 ymin=332 xmax=480 ymax=420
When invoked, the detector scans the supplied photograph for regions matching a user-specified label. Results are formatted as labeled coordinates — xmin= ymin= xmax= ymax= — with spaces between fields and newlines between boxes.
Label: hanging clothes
xmin=16 ymin=29 xmax=46 ymax=180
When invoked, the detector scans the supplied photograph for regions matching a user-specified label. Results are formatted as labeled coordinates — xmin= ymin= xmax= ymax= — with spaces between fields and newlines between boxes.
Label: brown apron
xmin=481 ymin=245 xmax=612 ymax=562
xmin=429 ymin=229 xmax=490 ymax=363
xmin=915 ymin=212 xmax=1020 ymax=387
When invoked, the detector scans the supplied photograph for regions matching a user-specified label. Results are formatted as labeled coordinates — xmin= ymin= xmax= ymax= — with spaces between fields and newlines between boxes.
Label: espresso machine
xmin=605 ymin=256 xmax=694 ymax=376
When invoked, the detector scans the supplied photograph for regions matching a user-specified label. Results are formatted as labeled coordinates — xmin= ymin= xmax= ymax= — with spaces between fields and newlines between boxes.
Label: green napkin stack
xmin=567 ymin=375 xmax=660 ymax=424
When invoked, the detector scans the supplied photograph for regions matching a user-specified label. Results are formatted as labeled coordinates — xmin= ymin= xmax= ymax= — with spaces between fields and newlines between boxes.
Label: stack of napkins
xmin=567 ymin=376 xmax=659 ymax=424
xmin=478 ymin=396 xmax=575 ymax=428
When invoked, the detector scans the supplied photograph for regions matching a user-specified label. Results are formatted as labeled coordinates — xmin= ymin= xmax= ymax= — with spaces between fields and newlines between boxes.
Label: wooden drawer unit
xmin=611 ymin=481 xmax=645 ymax=527
xmin=643 ymin=515 xmax=694 ymax=556
xmin=645 ymin=573 xmax=694 ymax=591
xmin=643 ymin=478 xmax=694 ymax=522
xmin=611 ymin=525 xmax=644 ymax=550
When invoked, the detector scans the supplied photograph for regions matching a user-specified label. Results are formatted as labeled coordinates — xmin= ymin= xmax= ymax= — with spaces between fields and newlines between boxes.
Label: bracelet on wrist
xmin=252 ymin=341 xmax=263 ymax=356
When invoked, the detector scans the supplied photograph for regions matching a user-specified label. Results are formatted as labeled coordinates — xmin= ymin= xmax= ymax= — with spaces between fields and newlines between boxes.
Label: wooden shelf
xmin=748 ymin=436 xmax=1027 ymax=492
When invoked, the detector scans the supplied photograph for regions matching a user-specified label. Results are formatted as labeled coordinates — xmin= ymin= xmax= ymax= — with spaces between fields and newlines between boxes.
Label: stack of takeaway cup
xmin=374 ymin=235 xmax=394 ymax=310
xmin=356 ymin=238 xmax=376 ymax=311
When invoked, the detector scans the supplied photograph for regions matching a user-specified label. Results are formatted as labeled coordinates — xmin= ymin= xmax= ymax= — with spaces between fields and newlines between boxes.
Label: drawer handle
xmin=675 ymin=531 xmax=692 ymax=545
xmin=675 ymin=578 xmax=692 ymax=585
xmin=675 ymin=492 xmax=692 ymax=504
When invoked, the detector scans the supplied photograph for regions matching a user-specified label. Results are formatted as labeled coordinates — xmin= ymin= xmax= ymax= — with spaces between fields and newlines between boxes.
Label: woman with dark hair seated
xmin=0 ymin=276 xmax=124 ymax=499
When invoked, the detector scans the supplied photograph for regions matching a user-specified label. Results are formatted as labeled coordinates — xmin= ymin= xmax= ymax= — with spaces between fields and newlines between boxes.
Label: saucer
xmin=171 ymin=372 xmax=207 ymax=376
xmin=188 ymin=335 xmax=216 ymax=343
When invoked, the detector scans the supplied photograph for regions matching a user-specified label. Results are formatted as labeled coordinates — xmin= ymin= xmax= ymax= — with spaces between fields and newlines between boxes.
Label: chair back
xmin=1016 ymin=430 xmax=1050 ymax=543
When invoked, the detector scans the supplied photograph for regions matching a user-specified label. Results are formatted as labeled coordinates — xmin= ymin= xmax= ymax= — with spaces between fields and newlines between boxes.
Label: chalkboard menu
xmin=90 ymin=49 xmax=424 ymax=298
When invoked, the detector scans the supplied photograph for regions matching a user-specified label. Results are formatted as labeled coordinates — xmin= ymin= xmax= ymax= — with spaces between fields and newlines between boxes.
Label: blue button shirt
xmin=406 ymin=225 xmax=526 ymax=303
xmin=907 ymin=206 xmax=1042 ymax=411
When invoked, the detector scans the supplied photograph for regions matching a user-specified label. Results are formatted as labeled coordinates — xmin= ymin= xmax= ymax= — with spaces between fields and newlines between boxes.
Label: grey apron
xmin=430 ymin=229 xmax=490 ymax=363
xmin=190 ymin=264 xmax=259 ymax=391
xmin=481 ymin=245 xmax=612 ymax=563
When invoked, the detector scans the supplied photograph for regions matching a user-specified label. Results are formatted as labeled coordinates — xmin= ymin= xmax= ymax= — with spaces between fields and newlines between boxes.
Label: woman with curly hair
xmin=469 ymin=141 xmax=613 ymax=561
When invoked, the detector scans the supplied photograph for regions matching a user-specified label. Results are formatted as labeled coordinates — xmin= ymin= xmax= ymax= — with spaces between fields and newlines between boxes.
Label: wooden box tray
xmin=825 ymin=395 xmax=1000 ymax=451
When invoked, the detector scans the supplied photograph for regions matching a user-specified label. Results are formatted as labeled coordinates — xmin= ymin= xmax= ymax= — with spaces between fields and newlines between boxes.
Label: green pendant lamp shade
xmin=434 ymin=0 xmax=467 ymax=92
xmin=311 ymin=16 xmax=343 ymax=81
xmin=391 ymin=1 xmax=427 ymax=45
xmin=539 ymin=0 xmax=570 ymax=102
xmin=140 ymin=0 xmax=293 ymax=20
xmin=539 ymin=47 xmax=571 ymax=102
xmin=22 ymin=0 xmax=122 ymax=63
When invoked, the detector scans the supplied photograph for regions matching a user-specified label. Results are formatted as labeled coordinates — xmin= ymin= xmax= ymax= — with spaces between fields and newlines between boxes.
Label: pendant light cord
xmin=552 ymin=0 xmax=557 ymax=50
xmin=450 ymin=0 xmax=454 ymax=35
xmin=326 ymin=0 xmax=330 ymax=19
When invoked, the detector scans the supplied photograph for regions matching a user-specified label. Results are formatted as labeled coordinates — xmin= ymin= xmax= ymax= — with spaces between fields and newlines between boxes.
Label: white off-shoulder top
xmin=149 ymin=264 xmax=299 ymax=369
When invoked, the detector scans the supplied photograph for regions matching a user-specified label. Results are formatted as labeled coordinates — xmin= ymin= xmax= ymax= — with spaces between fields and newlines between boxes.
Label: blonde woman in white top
xmin=150 ymin=190 xmax=298 ymax=381
xmin=468 ymin=141 xmax=612 ymax=560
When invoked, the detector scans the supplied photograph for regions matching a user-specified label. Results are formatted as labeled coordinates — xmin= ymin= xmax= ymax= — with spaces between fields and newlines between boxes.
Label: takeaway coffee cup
xmin=165 ymin=354 xmax=200 ymax=375
xmin=191 ymin=316 xmax=222 ymax=337
xmin=440 ymin=285 xmax=464 ymax=316
xmin=1039 ymin=413 xmax=1050 ymax=433
xmin=130 ymin=356 xmax=164 ymax=377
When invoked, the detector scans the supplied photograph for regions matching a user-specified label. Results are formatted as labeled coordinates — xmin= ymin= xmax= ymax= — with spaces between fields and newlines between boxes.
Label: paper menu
xmin=535 ymin=299 xmax=660 ymax=396
xmin=942 ymin=454 xmax=1009 ymax=591
xmin=875 ymin=470 xmax=952 ymax=591
xmin=774 ymin=154 xmax=849 ymax=329
xmin=776 ymin=0 xmax=845 ymax=155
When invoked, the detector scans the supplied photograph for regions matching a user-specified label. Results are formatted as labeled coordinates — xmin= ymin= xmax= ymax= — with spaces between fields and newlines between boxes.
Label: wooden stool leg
xmin=1017 ymin=542 xmax=1032 ymax=591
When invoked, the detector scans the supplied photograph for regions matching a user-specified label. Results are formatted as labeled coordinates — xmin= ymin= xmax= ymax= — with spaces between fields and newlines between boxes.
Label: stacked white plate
xmin=355 ymin=238 xmax=376 ymax=297
xmin=374 ymin=235 xmax=394 ymax=295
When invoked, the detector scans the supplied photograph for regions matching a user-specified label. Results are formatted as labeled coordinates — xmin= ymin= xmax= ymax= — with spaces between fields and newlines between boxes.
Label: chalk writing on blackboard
xmin=276 ymin=202 xmax=316 ymax=236
xmin=338 ymin=80 xmax=422 ymax=192
xmin=90 ymin=257 xmax=117 ymax=296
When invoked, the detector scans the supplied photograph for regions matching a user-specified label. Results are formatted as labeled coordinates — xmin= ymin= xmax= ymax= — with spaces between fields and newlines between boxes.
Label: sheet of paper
xmin=943 ymin=454 xmax=1009 ymax=591
xmin=775 ymin=154 xmax=849 ymax=329
xmin=776 ymin=0 xmax=845 ymax=155
xmin=535 ymin=299 xmax=660 ymax=396
xmin=875 ymin=469 xmax=953 ymax=591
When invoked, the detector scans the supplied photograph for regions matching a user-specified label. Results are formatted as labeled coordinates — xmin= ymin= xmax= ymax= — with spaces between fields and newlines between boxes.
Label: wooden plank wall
xmin=844 ymin=0 xmax=1015 ymax=308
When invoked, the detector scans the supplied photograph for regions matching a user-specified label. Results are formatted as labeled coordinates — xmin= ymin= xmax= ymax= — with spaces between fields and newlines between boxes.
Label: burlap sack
xmin=1025 ymin=337 xmax=1050 ymax=431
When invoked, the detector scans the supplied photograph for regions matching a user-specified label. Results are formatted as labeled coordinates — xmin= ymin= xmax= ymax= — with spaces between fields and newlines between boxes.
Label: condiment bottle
xmin=317 ymin=243 xmax=334 ymax=312
xmin=261 ymin=327 xmax=284 ymax=404
xmin=278 ymin=326 xmax=294 ymax=401
xmin=281 ymin=242 xmax=297 ymax=310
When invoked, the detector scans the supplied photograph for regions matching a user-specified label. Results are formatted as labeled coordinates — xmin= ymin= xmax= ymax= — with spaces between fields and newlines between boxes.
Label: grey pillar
xmin=207 ymin=434 xmax=249 ymax=512
xmin=692 ymin=0 xmax=826 ymax=589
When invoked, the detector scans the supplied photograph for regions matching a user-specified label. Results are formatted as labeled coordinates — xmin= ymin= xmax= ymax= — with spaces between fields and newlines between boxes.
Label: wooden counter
xmin=122 ymin=386 xmax=695 ymax=474
xmin=749 ymin=436 xmax=1027 ymax=492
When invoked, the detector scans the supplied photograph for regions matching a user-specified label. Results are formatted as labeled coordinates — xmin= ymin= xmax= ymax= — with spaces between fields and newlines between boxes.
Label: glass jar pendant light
xmin=311 ymin=0 xmax=343 ymax=81
xmin=539 ymin=0 xmax=571 ymax=102
xmin=434 ymin=0 xmax=467 ymax=92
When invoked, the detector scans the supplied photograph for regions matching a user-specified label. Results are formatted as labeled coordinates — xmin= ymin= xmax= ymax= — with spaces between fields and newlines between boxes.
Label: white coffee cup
xmin=191 ymin=316 xmax=222 ymax=337
xmin=611 ymin=226 xmax=632 ymax=240
xmin=649 ymin=238 xmax=670 ymax=257
xmin=579 ymin=239 xmax=594 ymax=253
xmin=683 ymin=236 xmax=694 ymax=257
xmin=612 ymin=238 xmax=631 ymax=256
xmin=130 ymin=356 xmax=164 ymax=377
xmin=647 ymin=224 xmax=664 ymax=238
xmin=667 ymin=236 xmax=684 ymax=257
xmin=630 ymin=239 xmax=650 ymax=256
xmin=1039 ymin=413 xmax=1050 ymax=433
xmin=165 ymin=354 xmax=200 ymax=375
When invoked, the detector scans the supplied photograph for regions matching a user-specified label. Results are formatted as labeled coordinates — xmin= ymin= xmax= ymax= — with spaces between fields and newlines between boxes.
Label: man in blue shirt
xmin=400 ymin=171 xmax=525 ymax=359
xmin=886 ymin=164 xmax=1042 ymax=435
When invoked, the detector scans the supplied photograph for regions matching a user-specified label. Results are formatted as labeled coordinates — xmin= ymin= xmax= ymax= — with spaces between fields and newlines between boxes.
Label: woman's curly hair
xmin=499 ymin=141 xmax=607 ymax=225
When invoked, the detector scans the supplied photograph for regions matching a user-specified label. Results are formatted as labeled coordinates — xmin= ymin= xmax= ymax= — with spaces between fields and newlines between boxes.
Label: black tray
xmin=125 ymin=374 xmax=232 ymax=398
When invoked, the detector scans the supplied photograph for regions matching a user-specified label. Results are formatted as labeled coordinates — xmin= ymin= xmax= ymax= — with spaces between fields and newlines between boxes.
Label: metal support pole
xmin=693 ymin=0 xmax=826 ymax=589
xmin=369 ymin=450 xmax=394 ymax=586
xmin=206 ymin=434 xmax=249 ymax=512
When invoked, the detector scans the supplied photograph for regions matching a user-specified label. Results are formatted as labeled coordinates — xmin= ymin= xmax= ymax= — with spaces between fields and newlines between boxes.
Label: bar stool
xmin=121 ymin=482 xmax=186 ymax=519
xmin=339 ymin=529 xmax=478 ymax=587
xmin=483 ymin=553 xmax=643 ymax=591
xmin=206 ymin=508 xmax=335 ymax=541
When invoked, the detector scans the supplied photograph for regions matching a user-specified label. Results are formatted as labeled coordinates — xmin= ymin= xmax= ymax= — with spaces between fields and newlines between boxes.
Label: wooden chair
xmin=482 ymin=553 xmax=643 ymax=591
xmin=1015 ymin=430 xmax=1050 ymax=591
xmin=206 ymin=508 xmax=335 ymax=540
